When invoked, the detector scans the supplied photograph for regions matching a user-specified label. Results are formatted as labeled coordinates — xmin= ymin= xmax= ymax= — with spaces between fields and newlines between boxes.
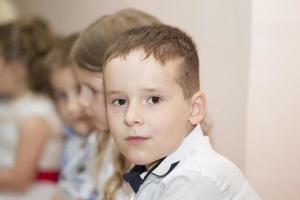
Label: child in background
xmin=103 ymin=25 xmax=261 ymax=200
xmin=0 ymin=17 xmax=63 ymax=200
xmin=72 ymin=8 xmax=161 ymax=200
xmin=42 ymin=34 xmax=96 ymax=200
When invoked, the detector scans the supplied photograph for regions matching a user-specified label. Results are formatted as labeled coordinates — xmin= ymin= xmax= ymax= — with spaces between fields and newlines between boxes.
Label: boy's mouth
xmin=126 ymin=136 xmax=149 ymax=145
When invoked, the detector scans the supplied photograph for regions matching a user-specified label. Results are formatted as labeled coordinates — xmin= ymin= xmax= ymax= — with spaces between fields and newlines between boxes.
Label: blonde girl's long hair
xmin=72 ymin=8 xmax=161 ymax=72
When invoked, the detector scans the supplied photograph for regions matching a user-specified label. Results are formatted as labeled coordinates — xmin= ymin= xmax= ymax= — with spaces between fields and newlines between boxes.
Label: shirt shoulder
xmin=161 ymin=139 xmax=260 ymax=200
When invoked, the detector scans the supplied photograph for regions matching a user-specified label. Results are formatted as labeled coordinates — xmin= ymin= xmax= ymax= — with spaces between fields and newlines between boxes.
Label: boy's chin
xmin=126 ymin=154 xmax=160 ymax=167
xmin=128 ymin=158 xmax=149 ymax=166
xmin=125 ymin=155 xmax=152 ymax=166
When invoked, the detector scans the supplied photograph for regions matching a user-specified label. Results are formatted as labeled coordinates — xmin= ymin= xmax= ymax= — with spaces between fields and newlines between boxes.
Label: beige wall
xmin=0 ymin=0 xmax=18 ymax=24
xmin=245 ymin=0 xmax=300 ymax=199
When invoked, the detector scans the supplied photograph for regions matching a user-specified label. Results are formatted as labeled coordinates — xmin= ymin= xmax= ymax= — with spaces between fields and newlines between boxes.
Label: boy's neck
xmin=144 ymin=124 xmax=195 ymax=170
xmin=145 ymin=161 xmax=157 ymax=171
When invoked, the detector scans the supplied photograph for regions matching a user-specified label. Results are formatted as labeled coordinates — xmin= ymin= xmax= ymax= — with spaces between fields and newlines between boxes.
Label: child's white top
xmin=59 ymin=132 xmax=131 ymax=200
xmin=0 ymin=93 xmax=63 ymax=200
xmin=125 ymin=124 xmax=260 ymax=200
xmin=58 ymin=131 xmax=94 ymax=200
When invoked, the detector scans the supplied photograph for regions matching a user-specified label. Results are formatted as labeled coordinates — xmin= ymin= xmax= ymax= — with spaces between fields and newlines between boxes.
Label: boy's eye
xmin=147 ymin=96 xmax=163 ymax=104
xmin=112 ymin=99 xmax=127 ymax=106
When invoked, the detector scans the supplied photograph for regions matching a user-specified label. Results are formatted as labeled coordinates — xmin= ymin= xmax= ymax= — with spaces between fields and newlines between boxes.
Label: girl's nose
xmin=66 ymin=96 xmax=81 ymax=116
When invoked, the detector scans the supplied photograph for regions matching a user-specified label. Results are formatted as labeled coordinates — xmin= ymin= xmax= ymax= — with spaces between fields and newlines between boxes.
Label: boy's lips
xmin=126 ymin=136 xmax=149 ymax=145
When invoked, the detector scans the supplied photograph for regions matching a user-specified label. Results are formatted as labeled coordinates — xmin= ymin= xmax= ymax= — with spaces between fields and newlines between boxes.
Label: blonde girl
xmin=72 ymin=8 xmax=161 ymax=200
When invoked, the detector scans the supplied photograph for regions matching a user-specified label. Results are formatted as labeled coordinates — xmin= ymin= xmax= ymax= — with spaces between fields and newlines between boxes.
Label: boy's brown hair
xmin=104 ymin=24 xmax=200 ymax=98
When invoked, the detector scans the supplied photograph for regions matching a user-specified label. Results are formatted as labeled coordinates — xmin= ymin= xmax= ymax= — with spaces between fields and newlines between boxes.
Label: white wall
xmin=245 ymin=0 xmax=300 ymax=199
xmin=197 ymin=1 xmax=251 ymax=170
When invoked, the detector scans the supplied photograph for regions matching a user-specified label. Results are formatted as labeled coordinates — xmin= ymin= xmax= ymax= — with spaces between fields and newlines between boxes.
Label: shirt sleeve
xmin=159 ymin=170 xmax=260 ymax=200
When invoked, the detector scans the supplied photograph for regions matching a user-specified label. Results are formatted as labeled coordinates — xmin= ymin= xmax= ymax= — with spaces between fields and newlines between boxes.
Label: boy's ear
xmin=188 ymin=91 xmax=206 ymax=125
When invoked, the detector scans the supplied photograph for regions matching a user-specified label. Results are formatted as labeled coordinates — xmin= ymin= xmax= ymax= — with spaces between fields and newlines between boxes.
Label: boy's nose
xmin=124 ymin=103 xmax=144 ymax=127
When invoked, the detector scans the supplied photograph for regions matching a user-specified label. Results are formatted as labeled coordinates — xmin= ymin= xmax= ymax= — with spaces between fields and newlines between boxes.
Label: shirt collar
xmin=123 ymin=165 xmax=147 ymax=193
xmin=123 ymin=124 xmax=204 ymax=193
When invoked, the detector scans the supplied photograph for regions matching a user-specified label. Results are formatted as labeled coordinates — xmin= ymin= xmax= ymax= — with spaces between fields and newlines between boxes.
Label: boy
xmin=103 ymin=25 xmax=260 ymax=200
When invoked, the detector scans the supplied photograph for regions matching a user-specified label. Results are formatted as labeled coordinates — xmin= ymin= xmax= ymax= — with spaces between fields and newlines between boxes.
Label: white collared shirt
xmin=127 ymin=125 xmax=261 ymax=200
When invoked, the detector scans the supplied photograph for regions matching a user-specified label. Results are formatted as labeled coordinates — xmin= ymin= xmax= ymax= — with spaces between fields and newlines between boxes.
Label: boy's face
xmin=50 ymin=67 xmax=93 ymax=135
xmin=74 ymin=66 xmax=109 ymax=132
xmin=104 ymin=50 xmax=193 ymax=166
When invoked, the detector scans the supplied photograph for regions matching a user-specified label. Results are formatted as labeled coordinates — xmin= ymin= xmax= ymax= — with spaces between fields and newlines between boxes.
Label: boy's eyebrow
xmin=106 ymin=90 xmax=122 ymax=96
xmin=143 ymin=87 xmax=167 ymax=93
xmin=106 ymin=87 xmax=167 ymax=95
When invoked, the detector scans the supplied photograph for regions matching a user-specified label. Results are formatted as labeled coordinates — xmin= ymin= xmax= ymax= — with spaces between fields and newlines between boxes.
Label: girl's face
xmin=74 ymin=66 xmax=108 ymax=132
xmin=50 ymin=66 xmax=94 ymax=135
xmin=0 ymin=58 xmax=22 ymax=96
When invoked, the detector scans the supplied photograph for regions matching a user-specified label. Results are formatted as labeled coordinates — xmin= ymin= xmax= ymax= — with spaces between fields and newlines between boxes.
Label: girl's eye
xmin=89 ymin=87 xmax=100 ymax=96
xmin=55 ymin=91 xmax=67 ymax=101
xmin=112 ymin=99 xmax=127 ymax=106
xmin=75 ymin=84 xmax=81 ymax=96
xmin=82 ymin=84 xmax=101 ymax=97
xmin=147 ymin=96 xmax=163 ymax=104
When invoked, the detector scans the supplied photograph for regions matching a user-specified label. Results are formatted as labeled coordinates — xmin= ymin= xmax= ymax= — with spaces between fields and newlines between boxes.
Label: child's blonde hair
xmin=42 ymin=33 xmax=79 ymax=98
xmin=72 ymin=8 xmax=161 ymax=72
xmin=72 ymin=8 xmax=161 ymax=200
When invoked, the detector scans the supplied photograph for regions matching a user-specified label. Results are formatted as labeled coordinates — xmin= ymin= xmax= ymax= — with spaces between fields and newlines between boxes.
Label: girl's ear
xmin=188 ymin=91 xmax=206 ymax=125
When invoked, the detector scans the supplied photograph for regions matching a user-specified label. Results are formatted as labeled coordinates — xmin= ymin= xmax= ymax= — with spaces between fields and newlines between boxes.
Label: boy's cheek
xmin=108 ymin=110 xmax=122 ymax=123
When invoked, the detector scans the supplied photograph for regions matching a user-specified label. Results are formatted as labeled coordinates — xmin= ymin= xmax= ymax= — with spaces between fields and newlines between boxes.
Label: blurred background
xmin=2 ymin=0 xmax=300 ymax=199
